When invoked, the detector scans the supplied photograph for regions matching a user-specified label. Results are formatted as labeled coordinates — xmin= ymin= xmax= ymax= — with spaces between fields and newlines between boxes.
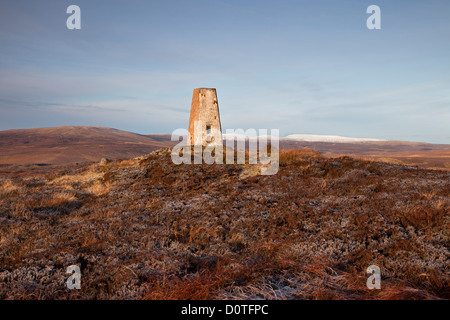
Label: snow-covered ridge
xmin=222 ymin=133 xmax=386 ymax=143
xmin=283 ymin=134 xmax=386 ymax=143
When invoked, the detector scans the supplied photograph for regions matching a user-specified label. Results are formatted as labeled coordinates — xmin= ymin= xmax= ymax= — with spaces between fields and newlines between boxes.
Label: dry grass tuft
xmin=0 ymin=179 xmax=21 ymax=195
xmin=87 ymin=180 xmax=111 ymax=196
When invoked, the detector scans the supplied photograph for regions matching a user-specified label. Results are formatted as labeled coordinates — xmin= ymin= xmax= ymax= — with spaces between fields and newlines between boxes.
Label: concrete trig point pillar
xmin=187 ymin=88 xmax=223 ymax=146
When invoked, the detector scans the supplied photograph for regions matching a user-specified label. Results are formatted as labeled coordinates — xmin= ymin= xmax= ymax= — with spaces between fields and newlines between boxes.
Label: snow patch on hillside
xmin=283 ymin=134 xmax=386 ymax=143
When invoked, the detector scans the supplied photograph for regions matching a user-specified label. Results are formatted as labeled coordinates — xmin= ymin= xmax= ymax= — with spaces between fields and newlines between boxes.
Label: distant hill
xmin=0 ymin=126 xmax=177 ymax=165
xmin=279 ymin=138 xmax=450 ymax=171
xmin=0 ymin=126 xmax=448 ymax=170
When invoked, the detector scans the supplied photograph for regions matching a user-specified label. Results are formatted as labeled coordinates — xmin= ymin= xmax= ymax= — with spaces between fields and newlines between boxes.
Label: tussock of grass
xmin=0 ymin=179 xmax=21 ymax=195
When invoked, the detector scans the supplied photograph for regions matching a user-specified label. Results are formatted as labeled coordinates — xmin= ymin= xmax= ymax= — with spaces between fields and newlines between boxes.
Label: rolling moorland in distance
xmin=0 ymin=126 xmax=448 ymax=299
xmin=0 ymin=126 xmax=449 ymax=171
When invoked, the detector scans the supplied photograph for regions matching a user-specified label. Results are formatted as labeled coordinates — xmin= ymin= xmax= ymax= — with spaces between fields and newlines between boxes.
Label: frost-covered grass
xmin=0 ymin=149 xmax=448 ymax=299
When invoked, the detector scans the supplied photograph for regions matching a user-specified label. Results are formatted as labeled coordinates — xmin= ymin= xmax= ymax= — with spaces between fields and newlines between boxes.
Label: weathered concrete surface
xmin=188 ymin=88 xmax=223 ymax=146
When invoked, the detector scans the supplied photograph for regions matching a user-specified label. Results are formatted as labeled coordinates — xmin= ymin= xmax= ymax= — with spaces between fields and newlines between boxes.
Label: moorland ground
xmin=0 ymin=148 xmax=448 ymax=299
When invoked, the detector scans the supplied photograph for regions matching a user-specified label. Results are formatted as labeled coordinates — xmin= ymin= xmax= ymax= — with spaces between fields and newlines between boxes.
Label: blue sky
xmin=0 ymin=0 xmax=449 ymax=143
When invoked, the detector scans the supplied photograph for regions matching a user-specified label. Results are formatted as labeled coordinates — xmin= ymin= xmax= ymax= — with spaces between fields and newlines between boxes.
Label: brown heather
xmin=0 ymin=148 xmax=448 ymax=300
